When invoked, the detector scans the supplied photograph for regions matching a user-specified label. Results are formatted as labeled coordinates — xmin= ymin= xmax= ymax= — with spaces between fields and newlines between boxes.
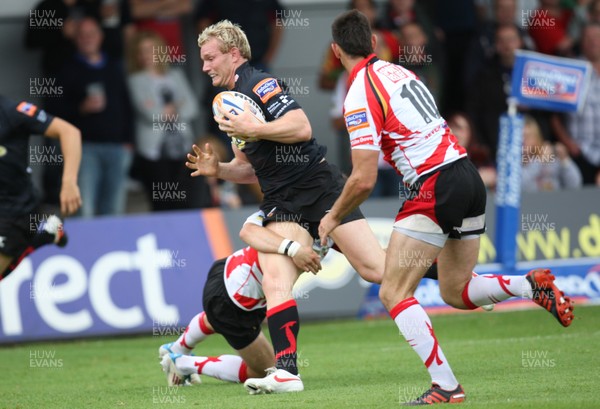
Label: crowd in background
xmin=22 ymin=0 xmax=600 ymax=217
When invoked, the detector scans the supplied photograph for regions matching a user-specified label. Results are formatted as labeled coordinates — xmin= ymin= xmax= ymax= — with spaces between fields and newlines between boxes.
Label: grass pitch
xmin=1 ymin=305 xmax=598 ymax=409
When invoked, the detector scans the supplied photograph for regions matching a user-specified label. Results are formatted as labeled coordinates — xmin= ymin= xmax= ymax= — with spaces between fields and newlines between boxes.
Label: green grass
xmin=1 ymin=306 xmax=598 ymax=409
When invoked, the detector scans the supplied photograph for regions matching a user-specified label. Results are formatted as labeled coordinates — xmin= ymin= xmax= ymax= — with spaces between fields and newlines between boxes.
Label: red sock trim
xmin=266 ymin=299 xmax=297 ymax=318
xmin=238 ymin=361 xmax=248 ymax=383
xmin=179 ymin=334 xmax=193 ymax=350
xmin=461 ymin=281 xmax=478 ymax=310
xmin=390 ymin=297 xmax=419 ymax=320
xmin=199 ymin=312 xmax=215 ymax=335
xmin=495 ymin=275 xmax=517 ymax=297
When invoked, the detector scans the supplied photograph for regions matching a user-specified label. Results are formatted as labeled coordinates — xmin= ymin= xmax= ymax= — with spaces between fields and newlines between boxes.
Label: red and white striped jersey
xmin=223 ymin=211 xmax=266 ymax=311
xmin=223 ymin=246 xmax=265 ymax=311
xmin=344 ymin=54 xmax=466 ymax=186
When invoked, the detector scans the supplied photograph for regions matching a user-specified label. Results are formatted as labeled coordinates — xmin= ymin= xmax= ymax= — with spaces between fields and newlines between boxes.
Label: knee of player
xmin=352 ymin=259 xmax=383 ymax=284
xmin=439 ymin=288 xmax=467 ymax=309
xmin=378 ymin=285 xmax=398 ymax=309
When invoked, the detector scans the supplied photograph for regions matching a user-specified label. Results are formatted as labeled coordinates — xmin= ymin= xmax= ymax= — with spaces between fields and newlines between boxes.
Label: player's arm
xmin=215 ymin=76 xmax=312 ymax=144
xmin=323 ymin=148 xmax=379 ymax=221
xmin=186 ymin=142 xmax=258 ymax=184
xmin=250 ymin=108 xmax=311 ymax=143
xmin=239 ymin=211 xmax=322 ymax=273
xmin=216 ymin=106 xmax=311 ymax=144
xmin=217 ymin=145 xmax=259 ymax=183
xmin=44 ymin=117 xmax=82 ymax=216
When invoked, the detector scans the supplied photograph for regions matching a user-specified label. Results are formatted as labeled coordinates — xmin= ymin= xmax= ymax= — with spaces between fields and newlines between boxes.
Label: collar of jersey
xmin=347 ymin=53 xmax=377 ymax=89
xmin=234 ymin=61 xmax=252 ymax=87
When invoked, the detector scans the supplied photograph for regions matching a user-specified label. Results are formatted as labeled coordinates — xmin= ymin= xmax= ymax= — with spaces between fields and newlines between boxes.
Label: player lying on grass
xmin=159 ymin=210 xmax=490 ymax=389
xmin=159 ymin=210 xmax=325 ymax=388
xmin=0 ymin=95 xmax=81 ymax=282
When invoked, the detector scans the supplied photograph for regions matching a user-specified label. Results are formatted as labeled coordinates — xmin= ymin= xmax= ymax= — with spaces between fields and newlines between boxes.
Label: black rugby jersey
xmin=0 ymin=96 xmax=54 ymax=217
xmin=232 ymin=62 xmax=327 ymax=196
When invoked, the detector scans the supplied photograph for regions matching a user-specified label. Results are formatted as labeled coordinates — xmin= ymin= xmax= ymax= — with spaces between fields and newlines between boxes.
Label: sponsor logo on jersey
xmin=36 ymin=109 xmax=48 ymax=123
xmin=17 ymin=101 xmax=38 ymax=117
xmin=253 ymin=78 xmax=282 ymax=103
xmin=267 ymin=100 xmax=282 ymax=115
xmin=345 ymin=109 xmax=370 ymax=133
xmin=350 ymin=135 xmax=375 ymax=148
xmin=376 ymin=63 xmax=408 ymax=83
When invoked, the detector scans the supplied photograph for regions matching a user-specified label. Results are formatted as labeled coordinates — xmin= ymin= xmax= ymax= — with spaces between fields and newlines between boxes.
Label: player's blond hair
xmin=198 ymin=20 xmax=252 ymax=60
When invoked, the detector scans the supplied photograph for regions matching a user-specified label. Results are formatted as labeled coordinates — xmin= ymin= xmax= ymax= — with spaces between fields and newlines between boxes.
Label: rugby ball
xmin=212 ymin=91 xmax=266 ymax=144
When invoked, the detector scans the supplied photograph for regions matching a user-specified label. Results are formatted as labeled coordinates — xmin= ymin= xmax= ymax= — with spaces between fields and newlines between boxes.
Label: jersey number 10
xmin=400 ymin=79 xmax=440 ymax=124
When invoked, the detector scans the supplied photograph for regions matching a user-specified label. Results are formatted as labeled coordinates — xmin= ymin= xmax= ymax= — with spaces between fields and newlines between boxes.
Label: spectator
xmin=447 ymin=112 xmax=497 ymax=189
xmin=26 ymin=0 xmax=134 ymax=72
xmin=522 ymin=115 xmax=582 ymax=191
xmin=196 ymin=0 xmax=283 ymax=72
xmin=25 ymin=0 xmax=78 ymax=77
xmin=127 ymin=30 xmax=213 ymax=211
xmin=26 ymin=0 xmax=134 ymax=210
xmin=54 ymin=17 xmax=133 ymax=217
xmin=466 ymin=0 xmax=535 ymax=85
xmin=379 ymin=0 xmax=437 ymax=41
xmin=129 ymin=0 xmax=193 ymax=59
xmin=551 ymin=23 xmax=600 ymax=184
xmin=318 ymin=0 xmax=399 ymax=91
xmin=432 ymin=0 xmax=477 ymax=112
xmin=528 ymin=0 xmax=574 ymax=55
xmin=379 ymin=0 xmax=442 ymax=66
xmin=97 ymin=0 xmax=136 ymax=62
xmin=569 ymin=0 xmax=600 ymax=47
xmin=398 ymin=21 xmax=442 ymax=101
xmin=467 ymin=24 xmax=523 ymax=157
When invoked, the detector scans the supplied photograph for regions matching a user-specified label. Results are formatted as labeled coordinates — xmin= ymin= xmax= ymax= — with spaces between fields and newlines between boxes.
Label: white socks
xmin=462 ymin=275 xmax=533 ymax=309
xmin=391 ymin=297 xmax=459 ymax=390
xmin=172 ymin=312 xmax=214 ymax=354
xmin=176 ymin=354 xmax=248 ymax=383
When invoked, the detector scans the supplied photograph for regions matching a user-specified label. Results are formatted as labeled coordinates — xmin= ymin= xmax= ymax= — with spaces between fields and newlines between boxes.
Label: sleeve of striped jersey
xmin=344 ymin=83 xmax=382 ymax=151
xmin=243 ymin=210 xmax=265 ymax=227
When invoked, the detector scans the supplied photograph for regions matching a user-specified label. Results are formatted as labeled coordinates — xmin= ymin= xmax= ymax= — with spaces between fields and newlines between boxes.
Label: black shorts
xmin=0 ymin=213 xmax=36 ymax=258
xmin=202 ymin=258 xmax=266 ymax=350
xmin=395 ymin=158 xmax=487 ymax=239
xmin=260 ymin=161 xmax=364 ymax=239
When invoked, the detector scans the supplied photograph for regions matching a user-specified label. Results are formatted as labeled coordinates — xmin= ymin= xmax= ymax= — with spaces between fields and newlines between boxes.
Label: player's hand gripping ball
xmin=212 ymin=91 xmax=266 ymax=148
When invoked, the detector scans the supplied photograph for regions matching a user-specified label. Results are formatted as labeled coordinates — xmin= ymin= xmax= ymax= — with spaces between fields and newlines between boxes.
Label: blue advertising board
xmin=510 ymin=50 xmax=592 ymax=112
xmin=0 ymin=210 xmax=230 ymax=343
